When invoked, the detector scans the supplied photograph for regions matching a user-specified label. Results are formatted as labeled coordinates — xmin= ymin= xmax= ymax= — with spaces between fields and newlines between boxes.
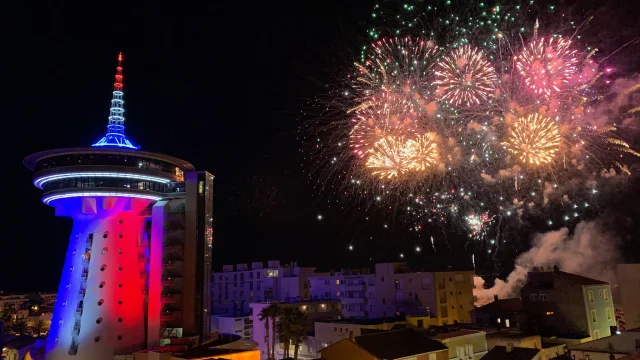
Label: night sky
xmin=3 ymin=1 xmax=639 ymax=292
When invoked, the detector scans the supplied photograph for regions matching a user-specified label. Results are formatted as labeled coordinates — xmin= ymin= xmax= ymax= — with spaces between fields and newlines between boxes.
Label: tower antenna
xmin=92 ymin=52 xmax=138 ymax=149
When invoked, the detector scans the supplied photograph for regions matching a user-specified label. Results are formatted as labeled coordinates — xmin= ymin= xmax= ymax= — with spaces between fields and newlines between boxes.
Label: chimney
xmin=506 ymin=343 xmax=514 ymax=353
xmin=553 ymin=265 xmax=560 ymax=273
xmin=494 ymin=295 xmax=499 ymax=302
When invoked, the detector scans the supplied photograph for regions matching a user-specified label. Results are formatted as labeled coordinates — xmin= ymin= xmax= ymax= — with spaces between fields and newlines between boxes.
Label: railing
xmin=78 ymin=289 xmax=86 ymax=298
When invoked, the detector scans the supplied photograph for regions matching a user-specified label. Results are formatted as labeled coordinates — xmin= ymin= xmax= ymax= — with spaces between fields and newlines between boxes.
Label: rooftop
xmin=355 ymin=329 xmax=448 ymax=359
xmin=525 ymin=270 xmax=607 ymax=289
xmin=481 ymin=346 xmax=541 ymax=360
xmin=474 ymin=298 xmax=523 ymax=315
xmin=432 ymin=329 xmax=485 ymax=341
xmin=316 ymin=315 xmax=404 ymax=326
xmin=487 ymin=331 xmax=538 ymax=339
xmin=568 ymin=332 xmax=640 ymax=354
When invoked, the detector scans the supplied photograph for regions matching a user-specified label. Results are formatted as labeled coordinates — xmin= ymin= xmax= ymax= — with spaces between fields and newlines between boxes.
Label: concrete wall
xmin=439 ymin=332 xmax=488 ymax=360
xmin=582 ymin=285 xmax=616 ymax=339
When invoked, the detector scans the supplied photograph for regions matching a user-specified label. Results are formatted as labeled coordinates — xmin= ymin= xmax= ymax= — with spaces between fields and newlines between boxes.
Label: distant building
xmin=617 ymin=264 xmax=640 ymax=330
xmin=0 ymin=294 xmax=29 ymax=314
xmin=432 ymin=329 xmax=489 ymax=360
xmin=472 ymin=297 xmax=522 ymax=329
xmin=313 ymin=316 xmax=405 ymax=349
xmin=568 ymin=330 xmax=640 ymax=360
xmin=520 ymin=268 xmax=617 ymax=339
xmin=210 ymin=315 xmax=253 ymax=339
xmin=320 ymin=328 xmax=449 ymax=360
xmin=481 ymin=345 xmax=542 ymax=360
xmin=486 ymin=330 xmax=542 ymax=350
xmin=212 ymin=261 xmax=317 ymax=316
xmin=309 ymin=263 xmax=474 ymax=323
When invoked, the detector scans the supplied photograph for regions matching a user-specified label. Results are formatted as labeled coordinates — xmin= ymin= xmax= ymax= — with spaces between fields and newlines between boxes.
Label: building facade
xmin=432 ymin=329 xmax=488 ymax=360
xmin=520 ymin=268 xmax=617 ymax=339
xmin=24 ymin=53 xmax=214 ymax=360
xmin=617 ymin=264 xmax=640 ymax=330
xmin=308 ymin=263 xmax=474 ymax=324
xmin=212 ymin=261 xmax=316 ymax=316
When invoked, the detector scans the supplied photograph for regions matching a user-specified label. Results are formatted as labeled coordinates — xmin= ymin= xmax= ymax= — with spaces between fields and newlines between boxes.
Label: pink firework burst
xmin=515 ymin=36 xmax=578 ymax=96
xmin=434 ymin=45 xmax=496 ymax=107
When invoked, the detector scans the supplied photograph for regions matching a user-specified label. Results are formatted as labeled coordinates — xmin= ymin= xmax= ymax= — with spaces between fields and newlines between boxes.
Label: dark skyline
xmin=4 ymin=0 xmax=640 ymax=292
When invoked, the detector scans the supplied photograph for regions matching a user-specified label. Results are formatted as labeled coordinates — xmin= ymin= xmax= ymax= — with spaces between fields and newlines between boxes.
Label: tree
xmin=277 ymin=307 xmax=295 ymax=359
xmin=266 ymin=303 xmax=281 ymax=360
xmin=289 ymin=309 xmax=308 ymax=360
xmin=30 ymin=318 xmax=49 ymax=336
xmin=258 ymin=307 xmax=272 ymax=360
xmin=12 ymin=320 xmax=27 ymax=335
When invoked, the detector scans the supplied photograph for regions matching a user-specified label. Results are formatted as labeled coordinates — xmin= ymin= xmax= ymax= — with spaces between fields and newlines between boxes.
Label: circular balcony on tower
xmin=24 ymin=147 xmax=195 ymax=206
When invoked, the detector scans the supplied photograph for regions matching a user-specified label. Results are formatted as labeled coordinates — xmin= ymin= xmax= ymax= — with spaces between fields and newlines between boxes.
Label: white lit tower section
xmin=24 ymin=53 xmax=198 ymax=360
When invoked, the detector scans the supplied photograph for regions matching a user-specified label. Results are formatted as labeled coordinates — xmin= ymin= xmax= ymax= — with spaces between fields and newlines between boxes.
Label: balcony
xmin=162 ymin=261 xmax=184 ymax=271
xmin=342 ymin=297 xmax=365 ymax=304
xmin=344 ymin=310 xmax=365 ymax=317
xmin=344 ymin=284 xmax=366 ymax=292
xmin=162 ymin=277 xmax=183 ymax=288
xmin=77 ymin=289 xmax=86 ymax=298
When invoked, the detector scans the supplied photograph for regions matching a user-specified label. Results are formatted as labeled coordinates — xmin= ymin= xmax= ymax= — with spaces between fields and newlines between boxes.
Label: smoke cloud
xmin=474 ymin=219 xmax=620 ymax=306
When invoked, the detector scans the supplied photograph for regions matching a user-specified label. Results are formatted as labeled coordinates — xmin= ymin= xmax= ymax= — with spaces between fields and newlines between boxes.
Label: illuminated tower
xmin=24 ymin=54 xmax=213 ymax=360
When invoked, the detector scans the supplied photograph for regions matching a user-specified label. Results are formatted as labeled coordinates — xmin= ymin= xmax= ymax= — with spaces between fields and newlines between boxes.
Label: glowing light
xmin=434 ymin=45 xmax=496 ymax=106
xmin=92 ymin=52 xmax=139 ymax=149
xmin=43 ymin=191 xmax=161 ymax=205
xmin=34 ymin=172 xmax=172 ymax=188
xmin=503 ymin=114 xmax=561 ymax=165
xmin=366 ymin=136 xmax=407 ymax=179
xmin=402 ymin=133 xmax=439 ymax=171
xmin=317 ymin=214 xmax=323 ymax=220
xmin=515 ymin=37 xmax=578 ymax=95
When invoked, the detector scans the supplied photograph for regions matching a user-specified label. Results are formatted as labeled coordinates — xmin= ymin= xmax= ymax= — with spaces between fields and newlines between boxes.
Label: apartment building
xmin=308 ymin=263 xmax=475 ymax=324
xmin=212 ymin=261 xmax=317 ymax=316
xmin=520 ymin=267 xmax=617 ymax=339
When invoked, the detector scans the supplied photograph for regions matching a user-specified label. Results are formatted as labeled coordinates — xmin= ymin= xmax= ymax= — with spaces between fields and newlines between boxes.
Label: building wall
xmin=570 ymin=350 xmax=628 ymax=360
xmin=309 ymin=273 xmax=375 ymax=318
xmin=45 ymin=196 xmax=152 ymax=360
xmin=211 ymin=315 xmax=252 ymax=339
xmin=439 ymin=333 xmax=488 ymax=360
xmin=582 ymin=285 xmax=616 ymax=339
xmin=617 ymin=264 xmax=640 ymax=330
xmin=487 ymin=334 xmax=541 ymax=350
xmin=314 ymin=320 xmax=400 ymax=348
xmin=433 ymin=272 xmax=474 ymax=325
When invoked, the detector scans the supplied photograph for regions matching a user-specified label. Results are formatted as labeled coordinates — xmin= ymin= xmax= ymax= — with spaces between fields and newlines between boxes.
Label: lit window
xmin=267 ymin=270 xmax=279 ymax=278
xmin=505 ymin=319 xmax=510 ymax=328
xmin=336 ymin=279 xmax=340 ymax=285
xmin=497 ymin=318 xmax=501 ymax=323
xmin=198 ymin=181 xmax=204 ymax=194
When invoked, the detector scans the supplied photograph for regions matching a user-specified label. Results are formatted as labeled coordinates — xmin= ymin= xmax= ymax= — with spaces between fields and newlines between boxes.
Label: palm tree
xmin=258 ymin=307 xmax=272 ymax=359
xmin=277 ymin=307 xmax=294 ymax=359
xmin=266 ymin=303 xmax=281 ymax=360
xmin=289 ymin=309 xmax=308 ymax=360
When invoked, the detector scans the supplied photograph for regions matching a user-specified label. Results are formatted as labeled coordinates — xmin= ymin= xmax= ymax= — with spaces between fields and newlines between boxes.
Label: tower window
xmin=103 ymin=232 xmax=108 ymax=239
xmin=97 ymin=300 xmax=104 ymax=306
xmin=102 ymin=248 xmax=108 ymax=255
xmin=118 ymin=318 xmax=123 ymax=323
xmin=94 ymin=336 xmax=101 ymax=342
xmin=118 ymin=283 xmax=123 ymax=288
xmin=99 ymin=282 xmax=105 ymax=289
xmin=100 ymin=265 xmax=107 ymax=271
xmin=117 ymin=335 xmax=122 ymax=341
xmin=119 ymin=234 xmax=123 ymax=239
xmin=96 ymin=318 xmax=103 ymax=324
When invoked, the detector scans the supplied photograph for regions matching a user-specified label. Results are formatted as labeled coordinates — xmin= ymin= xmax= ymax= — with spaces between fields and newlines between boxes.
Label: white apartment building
xmin=212 ymin=261 xmax=318 ymax=316
xmin=210 ymin=314 xmax=253 ymax=339
xmin=309 ymin=263 xmax=475 ymax=324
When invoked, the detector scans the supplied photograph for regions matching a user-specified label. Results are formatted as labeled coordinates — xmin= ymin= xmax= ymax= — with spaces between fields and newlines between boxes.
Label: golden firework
xmin=366 ymin=136 xmax=407 ymax=179
xmin=403 ymin=133 xmax=439 ymax=171
xmin=503 ymin=114 xmax=561 ymax=165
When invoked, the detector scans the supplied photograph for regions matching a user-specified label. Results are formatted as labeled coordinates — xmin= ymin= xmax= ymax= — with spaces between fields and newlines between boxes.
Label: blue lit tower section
xmin=24 ymin=53 xmax=213 ymax=360
xmin=92 ymin=53 xmax=137 ymax=149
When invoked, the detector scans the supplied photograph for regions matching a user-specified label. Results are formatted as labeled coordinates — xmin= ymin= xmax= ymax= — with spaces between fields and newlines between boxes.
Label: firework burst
xmin=515 ymin=37 xmax=579 ymax=96
xmin=434 ymin=45 xmax=496 ymax=107
xmin=366 ymin=136 xmax=408 ymax=179
xmin=402 ymin=132 xmax=439 ymax=171
xmin=503 ymin=114 xmax=562 ymax=166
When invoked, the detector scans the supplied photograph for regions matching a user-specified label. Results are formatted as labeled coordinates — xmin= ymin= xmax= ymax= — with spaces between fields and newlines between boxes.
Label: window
xmin=530 ymin=294 xmax=538 ymax=301
xmin=382 ymin=298 xmax=386 ymax=305
xmin=588 ymin=290 xmax=594 ymax=303
xmin=267 ymin=270 xmax=279 ymax=278
xmin=381 ymin=276 xmax=384 ymax=282
xmin=591 ymin=310 xmax=597 ymax=323
xmin=606 ymin=307 xmax=612 ymax=320
xmin=603 ymin=289 xmax=609 ymax=302
xmin=456 ymin=346 xmax=465 ymax=359
xmin=539 ymin=294 xmax=547 ymax=301
xmin=336 ymin=292 xmax=341 ymax=297
xmin=429 ymin=354 xmax=436 ymax=360
xmin=594 ymin=330 xmax=600 ymax=340
xmin=336 ymin=280 xmax=340 ymax=285
xmin=505 ymin=319 xmax=511 ymax=328
xmin=256 ymin=271 xmax=260 ymax=279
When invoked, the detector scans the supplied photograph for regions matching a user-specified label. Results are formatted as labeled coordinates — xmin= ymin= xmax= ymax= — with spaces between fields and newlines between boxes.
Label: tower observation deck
xmin=24 ymin=54 xmax=213 ymax=360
